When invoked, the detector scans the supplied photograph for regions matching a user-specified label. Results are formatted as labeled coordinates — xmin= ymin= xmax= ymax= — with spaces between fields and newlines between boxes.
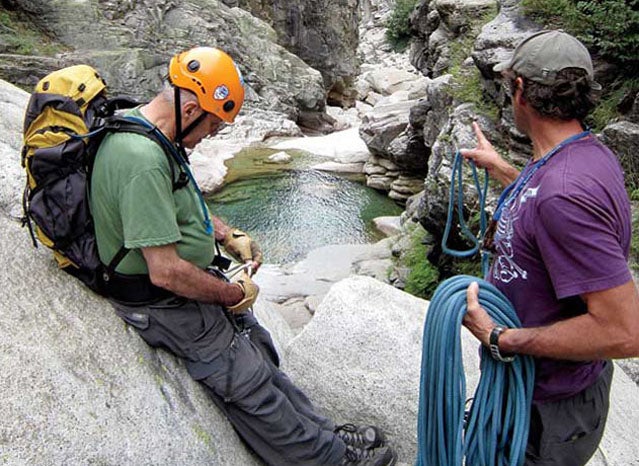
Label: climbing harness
xmin=416 ymin=275 xmax=535 ymax=466
xmin=441 ymin=151 xmax=490 ymax=277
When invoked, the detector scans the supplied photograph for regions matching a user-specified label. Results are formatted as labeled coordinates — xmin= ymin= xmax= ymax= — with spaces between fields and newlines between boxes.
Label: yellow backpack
xmin=21 ymin=65 xmax=179 ymax=293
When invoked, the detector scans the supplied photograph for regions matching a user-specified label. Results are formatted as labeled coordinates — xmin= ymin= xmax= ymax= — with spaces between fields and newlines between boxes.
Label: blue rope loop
xmin=441 ymin=151 xmax=490 ymax=276
xmin=416 ymin=275 xmax=535 ymax=466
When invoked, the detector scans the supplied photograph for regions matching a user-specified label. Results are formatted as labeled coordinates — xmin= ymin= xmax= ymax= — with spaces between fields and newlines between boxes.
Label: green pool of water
xmin=207 ymin=167 xmax=403 ymax=265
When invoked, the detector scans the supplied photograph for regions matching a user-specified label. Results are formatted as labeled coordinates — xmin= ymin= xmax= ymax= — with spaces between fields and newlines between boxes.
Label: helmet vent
xmin=187 ymin=60 xmax=200 ymax=72
xmin=223 ymin=101 xmax=235 ymax=112
xmin=191 ymin=77 xmax=206 ymax=95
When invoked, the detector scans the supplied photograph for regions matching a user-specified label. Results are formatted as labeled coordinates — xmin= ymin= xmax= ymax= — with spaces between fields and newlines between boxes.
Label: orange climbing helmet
xmin=168 ymin=47 xmax=245 ymax=123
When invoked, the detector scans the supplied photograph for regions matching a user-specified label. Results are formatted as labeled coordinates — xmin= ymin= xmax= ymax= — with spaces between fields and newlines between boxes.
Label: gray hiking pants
xmin=112 ymin=297 xmax=346 ymax=466
xmin=524 ymin=361 xmax=613 ymax=466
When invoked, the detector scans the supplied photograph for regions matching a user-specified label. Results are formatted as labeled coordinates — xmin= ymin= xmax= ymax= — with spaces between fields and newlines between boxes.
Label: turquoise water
xmin=207 ymin=169 xmax=403 ymax=264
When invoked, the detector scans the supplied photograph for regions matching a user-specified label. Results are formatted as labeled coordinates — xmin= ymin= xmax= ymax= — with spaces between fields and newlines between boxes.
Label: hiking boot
xmin=338 ymin=445 xmax=397 ymax=466
xmin=334 ymin=423 xmax=386 ymax=450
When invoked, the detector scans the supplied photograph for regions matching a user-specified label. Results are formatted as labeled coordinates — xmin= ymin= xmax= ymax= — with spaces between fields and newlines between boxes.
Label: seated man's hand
xmin=222 ymin=228 xmax=263 ymax=272
xmin=227 ymin=271 xmax=259 ymax=313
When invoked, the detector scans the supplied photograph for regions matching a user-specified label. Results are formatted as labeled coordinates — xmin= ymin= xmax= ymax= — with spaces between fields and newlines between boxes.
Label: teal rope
xmin=441 ymin=151 xmax=490 ymax=276
xmin=416 ymin=275 xmax=535 ymax=466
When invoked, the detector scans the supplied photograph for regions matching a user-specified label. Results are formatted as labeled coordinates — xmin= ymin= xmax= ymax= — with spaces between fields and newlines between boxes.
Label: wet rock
xmin=373 ymin=216 xmax=402 ymax=237
xmin=270 ymin=127 xmax=370 ymax=164
xmin=267 ymin=151 xmax=293 ymax=164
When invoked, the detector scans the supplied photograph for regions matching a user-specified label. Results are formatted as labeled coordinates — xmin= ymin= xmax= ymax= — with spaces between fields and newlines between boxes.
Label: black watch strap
xmin=489 ymin=326 xmax=515 ymax=362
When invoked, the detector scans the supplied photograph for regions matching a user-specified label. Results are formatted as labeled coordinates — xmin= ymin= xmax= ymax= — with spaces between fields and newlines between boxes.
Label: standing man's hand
xmin=222 ymin=228 xmax=263 ymax=273
xmin=460 ymin=122 xmax=519 ymax=187
xmin=463 ymin=281 xmax=495 ymax=346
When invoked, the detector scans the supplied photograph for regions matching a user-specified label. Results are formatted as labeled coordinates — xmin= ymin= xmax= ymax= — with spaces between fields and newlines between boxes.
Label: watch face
xmin=490 ymin=326 xmax=503 ymax=345
xmin=489 ymin=326 xmax=514 ymax=362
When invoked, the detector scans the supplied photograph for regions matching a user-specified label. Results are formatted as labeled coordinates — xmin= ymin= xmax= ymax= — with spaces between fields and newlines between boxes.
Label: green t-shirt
xmin=90 ymin=109 xmax=215 ymax=274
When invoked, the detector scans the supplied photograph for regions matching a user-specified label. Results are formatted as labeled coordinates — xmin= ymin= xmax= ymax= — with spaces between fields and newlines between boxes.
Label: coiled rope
xmin=416 ymin=150 xmax=535 ymax=465
xmin=416 ymin=275 xmax=535 ymax=466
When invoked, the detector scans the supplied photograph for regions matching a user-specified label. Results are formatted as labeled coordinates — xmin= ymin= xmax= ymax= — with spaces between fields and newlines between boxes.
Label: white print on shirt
xmin=492 ymin=187 xmax=539 ymax=283
xmin=520 ymin=186 xmax=539 ymax=204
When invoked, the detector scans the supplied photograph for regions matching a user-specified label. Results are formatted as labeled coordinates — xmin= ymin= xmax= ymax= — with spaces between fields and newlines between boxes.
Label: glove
xmin=222 ymin=228 xmax=263 ymax=269
xmin=227 ymin=271 xmax=259 ymax=313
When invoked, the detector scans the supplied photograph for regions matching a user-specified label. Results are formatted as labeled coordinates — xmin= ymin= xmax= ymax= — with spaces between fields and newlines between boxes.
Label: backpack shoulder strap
xmin=100 ymin=115 xmax=189 ymax=191
xmin=89 ymin=114 xmax=190 ymax=279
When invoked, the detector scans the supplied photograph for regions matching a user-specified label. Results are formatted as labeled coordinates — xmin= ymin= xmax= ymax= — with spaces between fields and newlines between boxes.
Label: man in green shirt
xmin=91 ymin=46 xmax=396 ymax=466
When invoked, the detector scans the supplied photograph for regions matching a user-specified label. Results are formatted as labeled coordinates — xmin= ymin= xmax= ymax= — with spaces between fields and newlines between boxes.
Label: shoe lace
xmin=343 ymin=445 xmax=376 ymax=462
xmin=335 ymin=423 xmax=366 ymax=446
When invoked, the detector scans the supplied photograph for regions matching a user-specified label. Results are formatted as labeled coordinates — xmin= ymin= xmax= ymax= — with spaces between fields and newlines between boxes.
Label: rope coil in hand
xmin=415 ymin=275 xmax=535 ymax=466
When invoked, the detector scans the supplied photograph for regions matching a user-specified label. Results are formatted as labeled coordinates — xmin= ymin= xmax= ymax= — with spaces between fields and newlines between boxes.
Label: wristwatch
xmin=489 ymin=326 xmax=515 ymax=362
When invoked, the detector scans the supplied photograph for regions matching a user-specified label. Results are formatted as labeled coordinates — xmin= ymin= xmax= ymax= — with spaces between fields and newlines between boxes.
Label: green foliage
xmin=587 ymin=78 xmax=639 ymax=132
xmin=521 ymin=0 xmax=639 ymax=71
xmin=453 ymin=257 xmax=484 ymax=279
xmin=385 ymin=0 xmax=420 ymax=52
xmin=448 ymin=66 xmax=500 ymax=120
xmin=401 ymin=226 xmax=441 ymax=299
xmin=445 ymin=5 xmax=500 ymax=119
xmin=0 ymin=8 xmax=65 ymax=56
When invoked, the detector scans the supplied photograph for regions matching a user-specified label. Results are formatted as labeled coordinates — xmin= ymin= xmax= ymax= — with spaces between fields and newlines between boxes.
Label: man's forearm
xmin=499 ymin=312 xmax=638 ymax=360
xmin=161 ymin=259 xmax=243 ymax=305
xmin=490 ymin=160 xmax=520 ymax=188
xmin=143 ymin=244 xmax=242 ymax=306
xmin=212 ymin=215 xmax=233 ymax=243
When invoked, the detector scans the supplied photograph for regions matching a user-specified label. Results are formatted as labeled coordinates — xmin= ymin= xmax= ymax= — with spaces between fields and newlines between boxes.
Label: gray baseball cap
xmin=494 ymin=30 xmax=601 ymax=90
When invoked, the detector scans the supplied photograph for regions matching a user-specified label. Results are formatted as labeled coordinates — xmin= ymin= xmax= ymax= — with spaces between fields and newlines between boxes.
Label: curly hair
xmin=508 ymin=68 xmax=600 ymax=121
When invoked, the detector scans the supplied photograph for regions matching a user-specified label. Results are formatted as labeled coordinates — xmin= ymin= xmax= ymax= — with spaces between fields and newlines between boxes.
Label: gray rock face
xmin=360 ymin=100 xmax=416 ymax=158
xmin=409 ymin=0 xmax=497 ymax=78
xmin=284 ymin=276 xmax=639 ymax=466
xmin=357 ymin=72 xmax=458 ymax=205
xmin=284 ymin=276 xmax=427 ymax=462
xmin=602 ymin=120 xmax=639 ymax=188
xmin=237 ymin=0 xmax=361 ymax=104
xmin=358 ymin=92 xmax=428 ymax=203
xmin=1 ymin=0 xmax=326 ymax=119
xmin=0 ymin=79 xmax=30 ymax=220
xmin=0 ymin=214 xmax=263 ymax=465
xmin=630 ymin=91 xmax=639 ymax=123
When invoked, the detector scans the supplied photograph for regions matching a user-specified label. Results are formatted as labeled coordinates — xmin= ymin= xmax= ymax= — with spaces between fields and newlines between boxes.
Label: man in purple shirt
xmin=461 ymin=30 xmax=639 ymax=465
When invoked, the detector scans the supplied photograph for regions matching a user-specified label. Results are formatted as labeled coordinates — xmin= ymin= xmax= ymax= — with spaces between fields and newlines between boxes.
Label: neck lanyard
xmin=492 ymin=130 xmax=591 ymax=222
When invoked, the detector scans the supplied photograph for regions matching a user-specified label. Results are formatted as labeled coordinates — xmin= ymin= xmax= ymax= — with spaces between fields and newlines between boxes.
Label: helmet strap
xmin=172 ymin=85 xmax=192 ymax=162
xmin=173 ymin=85 xmax=209 ymax=159
xmin=182 ymin=111 xmax=209 ymax=139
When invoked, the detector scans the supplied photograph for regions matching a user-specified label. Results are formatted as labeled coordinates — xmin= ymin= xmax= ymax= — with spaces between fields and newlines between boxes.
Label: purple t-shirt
xmin=488 ymin=136 xmax=631 ymax=402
